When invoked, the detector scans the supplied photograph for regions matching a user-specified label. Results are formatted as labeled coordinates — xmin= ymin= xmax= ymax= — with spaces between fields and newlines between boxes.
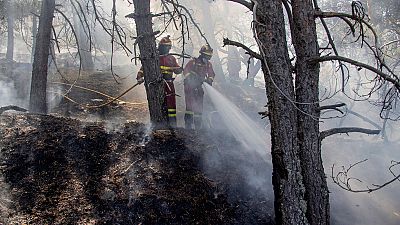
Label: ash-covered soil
xmin=0 ymin=113 xmax=274 ymax=224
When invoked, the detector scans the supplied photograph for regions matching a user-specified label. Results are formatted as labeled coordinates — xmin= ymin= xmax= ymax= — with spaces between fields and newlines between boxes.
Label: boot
xmin=168 ymin=117 xmax=177 ymax=128
xmin=184 ymin=113 xmax=193 ymax=129
xmin=194 ymin=116 xmax=202 ymax=130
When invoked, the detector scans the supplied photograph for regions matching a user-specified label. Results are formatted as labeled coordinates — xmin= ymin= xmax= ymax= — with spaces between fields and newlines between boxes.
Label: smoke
xmin=203 ymin=83 xmax=270 ymax=162
xmin=197 ymin=84 xmax=273 ymax=206
xmin=0 ymin=80 xmax=20 ymax=107
xmin=324 ymin=137 xmax=400 ymax=225
xmin=319 ymin=65 xmax=400 ymax=224
xmin=1 ymin=0 xmax=396 ymax=223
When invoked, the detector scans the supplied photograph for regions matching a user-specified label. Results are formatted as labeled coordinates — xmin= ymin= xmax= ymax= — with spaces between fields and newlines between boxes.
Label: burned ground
xmin=0 ymin=63 xmax=274 ymax=224
xmin=0 ymin=112 xmax=274 ymax=224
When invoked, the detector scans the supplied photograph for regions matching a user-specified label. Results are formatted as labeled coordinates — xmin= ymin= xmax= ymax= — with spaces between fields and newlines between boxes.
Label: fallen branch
xmin=0 ymin=106 xmax=28 ymax=115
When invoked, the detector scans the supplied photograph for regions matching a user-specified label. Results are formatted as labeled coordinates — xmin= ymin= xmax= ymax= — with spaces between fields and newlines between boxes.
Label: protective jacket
xmin=137 ymin=54 xmax=182 ymax=126
xmin=183 ymin=57 xmax=215 ymax=129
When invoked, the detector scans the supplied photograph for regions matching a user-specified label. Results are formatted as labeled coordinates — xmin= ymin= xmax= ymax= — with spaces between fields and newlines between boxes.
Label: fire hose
xmin=84 ymin=82 xmax=142 ymax=108
xmin=52 ymin=81 xmax=143 ymax=109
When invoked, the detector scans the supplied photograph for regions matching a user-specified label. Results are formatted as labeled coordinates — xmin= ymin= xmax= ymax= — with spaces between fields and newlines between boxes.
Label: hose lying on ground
xmin=52 ymin=82 xmax=144 ymax=108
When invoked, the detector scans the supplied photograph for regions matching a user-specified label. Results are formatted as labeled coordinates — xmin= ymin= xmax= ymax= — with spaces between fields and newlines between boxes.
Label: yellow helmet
xmin=199 ymin=44 xmax=213 ymax=57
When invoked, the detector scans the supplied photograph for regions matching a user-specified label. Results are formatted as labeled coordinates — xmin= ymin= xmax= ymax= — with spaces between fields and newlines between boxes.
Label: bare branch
xmin=162 ymin=0 xmax=210 ymax=46
xmin=347 ymin=110 xmax=382 ymax=130
xmin=54 ymin=7 xmax=83 ymax=95
xmin=223 ymin=38 xmax=262 ymax=60
xmin=380 ymin=39 xmax=400 ymax=49
xmin=226 ymin=0 xmax=252 ymax=10
xmin=317 ymin=14 xmax=349 ymax=92
xmin=332 ymin=160 xmax=400 ymax=193
xmin=321 ymin=127 xmax=380 ymax=140
xmin=318 ymin=103 xmax=346 ymax=111
xmin=90 ymin=0 xmax=132 ymax=54
xmin=125 ymin=12 xmax=170 ymax=18
xmin=310 ymin=55 xmax=400 ymax=91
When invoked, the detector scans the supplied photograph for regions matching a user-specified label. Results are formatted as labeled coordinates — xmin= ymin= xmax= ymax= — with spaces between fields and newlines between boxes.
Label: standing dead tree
xmin=72 ymin=0 xmax=94 ymax=71
xmin=225 ymin=0 xmax=399 ymax=224
xmin=5 ymin=0 xmax=14 ymax=76
xmin=27 ymin=0 xmax=136 ymax=112
xmin=227 ymin=1 xmax=310 ymax=224
xmin=126 ymin=0 xmax=210 ymax=128
xmin=130 ymin=0 xmax=167 ymax=127
xmin=29 ymin=0 xmax=55 ymax=114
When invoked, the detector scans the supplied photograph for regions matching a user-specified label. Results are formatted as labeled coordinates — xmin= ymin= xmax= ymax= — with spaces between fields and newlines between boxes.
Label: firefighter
xmin=136 ymin=36 xmax=183 ymax=127
xmin=183 ymin=44 xmax=215 ymax=129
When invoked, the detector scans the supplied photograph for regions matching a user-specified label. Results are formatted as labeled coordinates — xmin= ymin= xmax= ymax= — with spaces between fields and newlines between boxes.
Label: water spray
xmin=203 ymin=83 xmax=271 ymax=163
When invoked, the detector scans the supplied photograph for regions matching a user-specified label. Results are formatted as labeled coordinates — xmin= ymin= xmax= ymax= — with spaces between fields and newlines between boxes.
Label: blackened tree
xmin=29 ymin=0 xmax=55 ymax=113
xmin=225 ymin=0 xmax=399 ymax=224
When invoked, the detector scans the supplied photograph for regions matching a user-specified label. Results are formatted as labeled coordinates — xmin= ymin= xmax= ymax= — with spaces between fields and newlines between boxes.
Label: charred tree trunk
xmin=48 ymin=32 xmax=56 ymax=70
xmin=73 ymin=4 xmax=94 ymax=71
xmin=79 ymin=31 xmax=94 ymax=71
xmin=31 ymin=15 xmax=38 ymax=64
xmin=291 ymin=1 xmax=329 ymax=224
xmin=29 ymin=0 xmax=56 ymax=114
xmin=31 ymin=0 xmax=39 ymax=64
xmin=256 ymin=1 xmax=308 ymax=224
xmin=132 ymin=0 xmax=167 ymax=128
xmin=6 ymin=0 xmax=14 ymax=75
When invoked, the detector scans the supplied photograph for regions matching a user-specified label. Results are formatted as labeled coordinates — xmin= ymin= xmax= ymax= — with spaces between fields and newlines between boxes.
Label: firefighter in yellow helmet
xmin=183 ymin=44 xmax=215 ymax=129
xmin=136 ymin=36 xmax=183 ymax=127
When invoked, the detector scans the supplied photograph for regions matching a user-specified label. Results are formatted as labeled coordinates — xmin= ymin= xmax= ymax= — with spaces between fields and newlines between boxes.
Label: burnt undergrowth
xmin=0 ymin=113 xmax=274 ymax=224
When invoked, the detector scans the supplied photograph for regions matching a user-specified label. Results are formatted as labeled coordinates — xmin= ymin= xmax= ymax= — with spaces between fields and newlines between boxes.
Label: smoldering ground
xmin=0 ymin=111 xmax=277 ymax=224
xmin=1 ymin=0 xmax=399 ymax=224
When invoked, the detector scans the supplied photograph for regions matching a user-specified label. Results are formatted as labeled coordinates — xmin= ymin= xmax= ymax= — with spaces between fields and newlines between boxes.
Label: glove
xmin=137 ymin=77 xmax=144 ymax=84
xmin=174 ymin=67 xmax=183 ymax=74
xmin=205 ymin=77 xmax=213 ymax=86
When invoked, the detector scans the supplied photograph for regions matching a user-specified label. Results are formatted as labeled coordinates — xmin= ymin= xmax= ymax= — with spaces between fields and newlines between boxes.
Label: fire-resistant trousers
xmin=184 ymin=84 xmax=204 ymax=129
xmin=165 ymin=80 xmax=177 ymax=127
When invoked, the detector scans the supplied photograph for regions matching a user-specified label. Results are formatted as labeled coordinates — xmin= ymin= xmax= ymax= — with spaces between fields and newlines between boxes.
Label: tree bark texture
xmin=31 ymin=13 xmax=38 ymax=64
xmin=6 ymin=0 xmax=14 ymax=75
xmin=132 ymin=0 xmax=167 ymax=128
xmin=73 ymin=6 xmax=94 ymax=71
xmin=291 ymin=0 xmax=330 ymax=224
xmin=255 ymin=1 xmax=308 ymax=224
xmin=29 ymin=0 xmax=55 ymax=114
